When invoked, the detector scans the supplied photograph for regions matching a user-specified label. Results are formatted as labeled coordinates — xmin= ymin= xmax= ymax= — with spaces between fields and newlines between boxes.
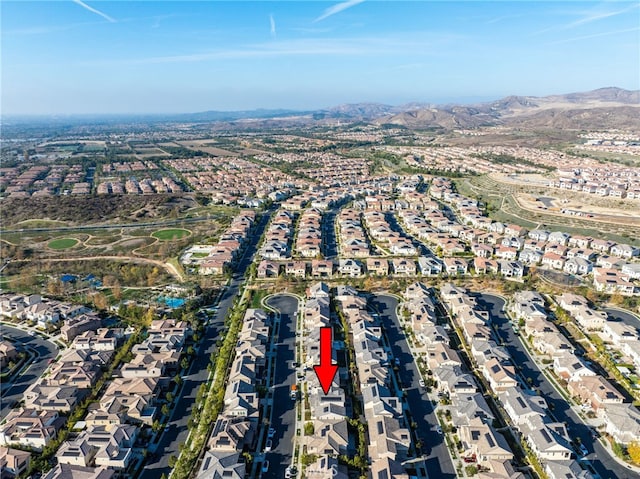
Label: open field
xmin=0 ymin=211 xmax=233 ymax=271
xmin=47 ymin=238 xmax=79 ymax=250
xmin=176 ymin=140 xmax=240 ymax=156
xmin=0 ymin=194 xmax=199 ymax=227
xmin=491 ymin=173 xmax=640 ymax=220
xmin=14 ymin=219 xmax=70 ymax=229
xmin=566 ymin=148 xmax=640 ymax=166
xmin=151 ymin=228 xmax=191 ymax=241
xmin=454 ymin=175 xmax=640 ymax=246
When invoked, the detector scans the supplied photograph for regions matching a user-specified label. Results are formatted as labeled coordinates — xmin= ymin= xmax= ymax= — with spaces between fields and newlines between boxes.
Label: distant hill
xmin=4 ymin=87 xmax=637 ymax=131
xmin=374 ymin=87 xmax=640 ymax=129
xmin=190 ymin=87 xmax=639 ymax=130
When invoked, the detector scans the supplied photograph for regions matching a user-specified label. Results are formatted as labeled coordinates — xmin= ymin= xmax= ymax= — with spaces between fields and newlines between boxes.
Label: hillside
xmin=375 ymin=87 xmax=639 ymax=130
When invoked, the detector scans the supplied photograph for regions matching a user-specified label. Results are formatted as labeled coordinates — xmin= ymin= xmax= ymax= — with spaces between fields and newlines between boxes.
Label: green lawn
xmin=151 ymin=228 xmax=191 ymax=241
xmin=47 ymin=238 xmax=79 ymax=250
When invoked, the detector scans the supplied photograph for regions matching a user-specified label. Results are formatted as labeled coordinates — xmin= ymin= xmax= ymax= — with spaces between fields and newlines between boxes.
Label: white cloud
xmin=535 ymin=2 xmax=640 ymax=34
xmin=546 ymin=26 xmax=640 ymax=45
xmin=566 ymin=2 xmax=640 ymax=29
xmin=78 ymin=32 xmax=461 ymax=67
xmin=314 ymin=0 xmax=365 ymax=23
xmin=72 ymin=0 xmax=116 ymax=23
xmin=270 ymin=14 xmax=276 ymax=38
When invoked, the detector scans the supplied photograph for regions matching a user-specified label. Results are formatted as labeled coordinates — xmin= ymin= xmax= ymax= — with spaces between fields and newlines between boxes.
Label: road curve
xmin=1 ymin=325 xmax=59 ymax=418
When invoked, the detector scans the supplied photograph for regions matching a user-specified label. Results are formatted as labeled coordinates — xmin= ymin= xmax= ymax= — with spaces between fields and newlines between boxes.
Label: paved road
xmin=604 ymin=307 xmax=640 ymax=330
xmin=0 ymin=325 xmax=59 ymax=418
xmin=385 ymin=212 xmax=432 ymax=257
xmin=141 ymin=209 xmax=274 ymax=479
xmin=371 ymin=294 xmax=456 ymax=479
xmin=322 ymin=209 xmax=339 ymax=259
xmin=477 ymin=294 xmax=637 ymax=479
xmin=262 ymin=295 xmax=299 ymax=479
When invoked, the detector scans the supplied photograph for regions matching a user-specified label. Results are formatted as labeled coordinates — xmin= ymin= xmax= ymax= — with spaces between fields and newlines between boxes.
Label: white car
xmin=436 ymin=426 xmax=443 ymax=434
xmin=264 ymin=439 xmax=272 ymax=452
xmin=285 ymin=466 xmax=298 ymax=478
xmin=419 ymin=379 xmax=425 ymax=388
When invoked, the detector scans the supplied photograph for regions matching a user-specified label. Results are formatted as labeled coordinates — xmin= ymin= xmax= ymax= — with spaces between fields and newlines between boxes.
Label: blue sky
xmin=2 ymin=1 xmax=639 ymax=114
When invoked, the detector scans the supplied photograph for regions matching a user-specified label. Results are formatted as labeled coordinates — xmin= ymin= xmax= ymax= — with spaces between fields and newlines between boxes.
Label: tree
xmin=304 ymin=422 xmax=314 ymax=435
xmin=168 ymin=455 xmax=178 ymax=468
xmin=628 ymin=441 xmax=640 ymax=464
xmin=161 ymin=404 xmax=170 ymax=417
xmin=147 ymin=267 xmax=160 ymax=287
xmin=47 ymin=278 xmax=63 ymax=296
xmin=92 ymin=292 xmax=108 ymax=310
xmin=143 ymin=307 xmax=156 ymax=327
xmin=112 ymin=280 xmax=122 ymax=300
xmin=610 ymin=293 xmax=625 ymax=306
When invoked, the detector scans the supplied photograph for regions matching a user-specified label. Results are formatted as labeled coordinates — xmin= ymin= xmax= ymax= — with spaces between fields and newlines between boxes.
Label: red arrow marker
xmin=313 ymin=327 xmax=338 ymax=395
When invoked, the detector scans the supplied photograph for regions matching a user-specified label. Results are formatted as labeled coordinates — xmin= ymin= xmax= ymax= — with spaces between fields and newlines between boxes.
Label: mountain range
xmin=178 ymin=86 xmax=639 ymax=130
xmin=4 ymin=87 xmax=638 ymax=131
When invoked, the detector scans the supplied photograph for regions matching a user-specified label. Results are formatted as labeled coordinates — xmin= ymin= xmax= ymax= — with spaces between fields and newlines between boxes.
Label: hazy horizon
xmin=2 ymin=1 xmax=639 ymax=115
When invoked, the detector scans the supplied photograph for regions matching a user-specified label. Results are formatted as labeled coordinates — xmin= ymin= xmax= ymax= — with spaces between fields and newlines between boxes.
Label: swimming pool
xmin=157 ymin=296 xmax=186 ymax=308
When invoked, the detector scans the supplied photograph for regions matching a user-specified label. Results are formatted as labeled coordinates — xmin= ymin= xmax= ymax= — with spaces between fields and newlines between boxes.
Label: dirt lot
xmin=492 ymin=173 xmax=640 ymax=223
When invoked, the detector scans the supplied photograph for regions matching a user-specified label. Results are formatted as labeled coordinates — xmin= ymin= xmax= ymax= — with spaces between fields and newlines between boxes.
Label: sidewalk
xmin=596 ymin=435 xmax=640 ymax=474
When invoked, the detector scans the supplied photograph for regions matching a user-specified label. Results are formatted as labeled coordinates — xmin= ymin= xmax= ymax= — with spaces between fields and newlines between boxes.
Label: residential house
xmin=390 ymin=258 xmax=417 ymax=276
xmin=417 ymin=256 xmax=443 ymax=276
xmin=567 ymin=375 xmax=624 ymax=412
xmin=0 ymin=447 xmax=31 ymax=478
xmin=366 ymin=258 xmax=389 ymax=276
xmin=600 ymin=404 xmax=640 ymax=445
xmin=284 ymin=261 xmax=307 ymax=278
xmin=43 ymin=464 xmax=114 ymax=479
xmin=563 ymin=257 xmax=592 ymax=276
xmin=459 ymin=418 xmax=513 ymax=465
xmin=499 ymin=261 xmax=524 ymax=279
xmin=0 ymin=409 xmax=62 ymax=451
xmin=311 ymin=260 xmax=334 ymax=278
xmin=338 ymin=259 xmax=363 ymax=277
xmin=257 ymin=260 xmax=280 ymax=279
xmin=443 ymin=257 xmax=469 ymax=276
xmin=481 ymin=358 xmax=518 ymax=392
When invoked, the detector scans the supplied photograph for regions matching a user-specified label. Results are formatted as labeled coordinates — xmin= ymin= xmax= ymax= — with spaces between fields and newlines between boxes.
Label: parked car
xmin=579 ymin=444 xmax=588 ymax=456
xmin=264 ymin=439 xmax=272 ymax=452
xmin=267 ymin=427 xmax=275 ymax=439
xmin=261 ymin=460 xmax=269 ymax=473
xmin=436 ymin=426 xmax=443 ymax=434
xmin=285 ymin=466 xmax=298 ymax=478
xmin=419 ymin=378 xmax=425 ymax=388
